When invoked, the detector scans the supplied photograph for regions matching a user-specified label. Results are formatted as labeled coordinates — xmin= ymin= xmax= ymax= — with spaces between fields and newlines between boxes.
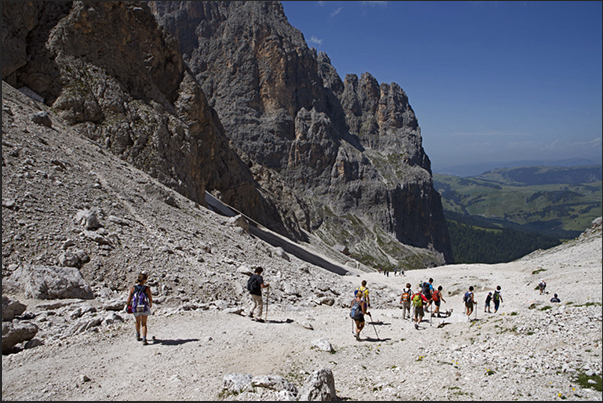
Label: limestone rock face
xmin=2 ymin=1 xmax=297 ymax=239
xmin=150 ymin=1 xmax=453 ymax=266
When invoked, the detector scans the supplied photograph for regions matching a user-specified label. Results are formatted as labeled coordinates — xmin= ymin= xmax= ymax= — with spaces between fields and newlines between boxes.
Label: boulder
xmin=2 ymin=321 xmax=39 ymax=354
xmin=2 ymin=296 xmax=27 ymax=321
xmin=298 ymin=368 xmax=337 ymax=401
xmin=3 ymin=264 xmax=94 ymax=300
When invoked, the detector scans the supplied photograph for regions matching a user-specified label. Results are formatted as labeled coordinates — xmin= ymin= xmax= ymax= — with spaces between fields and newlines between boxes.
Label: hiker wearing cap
xmin=550 ymin=293 xmax=561 ymax=303
xmin=432 ymin=285 xmax=446 ymax=317
xmin=411 ymin=286 xmax=428 ymax=329
xmin=484 ymin=292 xmax=493 ymax=313
xmin=247 ymin=266 xmax=269 ymax=322
xmin=399 ymin=283 xmax=413 ymax=320
xmin=493 ymin=286 xmax=503 ymax=313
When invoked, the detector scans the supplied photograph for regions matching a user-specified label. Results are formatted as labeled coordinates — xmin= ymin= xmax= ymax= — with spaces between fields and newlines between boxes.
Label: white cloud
xmin=361 ymin=1 xmax=388 ymax=7
xmin=310 ymin=36 xmax=323 ymax=46
xmin=318 ymin=1 xmax=325 ymax=6
xmin=331 ymin=7 xmax=343 ymax=16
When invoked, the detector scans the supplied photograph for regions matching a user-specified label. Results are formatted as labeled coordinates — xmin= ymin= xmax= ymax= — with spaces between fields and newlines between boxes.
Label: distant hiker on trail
xmin=484 ymin=292 xmax=493 ymax=313
xmin=493 ymin=286 xmax=503 ymax=313
xmin=399 ymin=283 xmax=413 ymax=320
xmin=355 ymin=280 xmax=370 ymax=309
xmin=432 ymin=285 xmax=446 ymax=317
xmin=411 ymin=286 xmax=428 ymax=329
xmin=550 ymin=293 xmax=561 ymax=303
xmin=350 ymin=291 xmax=369 ymax=340
xmin=247 ymin=266 xmax=269 ymax=322
xmin=538 ymin=280 xmax=546 ymax=295
xmin=463 ymin=286 xmax=475 ymax=318
xmin=126 ymin=272 xmax=153 ymax=345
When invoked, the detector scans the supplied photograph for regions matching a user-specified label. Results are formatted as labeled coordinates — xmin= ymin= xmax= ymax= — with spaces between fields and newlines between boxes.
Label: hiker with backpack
xmin=350 ymin=291 xmax=370 ymax=340
xmin=126 ymin=272 xmax=153 ymax=345
xmin=355 ymin=280 xmax=370 ymax=310
xmin=550 ymin=293 xmax=561 ymax=303
xmin=484 ymin=292 xmax=493 ymax=313
xmin=411 ymin=286 xmax=428 ymax=329
xmin=247 ymin=266 xmax=270 ymax=322
xmin=422 ymin=278 xmax=434 ymax=309
xmin=463 ymin=286 xmax=475 ymax=319
xmin=431 ymin=285 xmax=446 ymax=318
xmin=399 ymin=283 xmax=413 ymax=320
xmin=493 ymin=285 xmax=503 ymax=313
xmin=538 ymin=280 xmax=546 ymax=295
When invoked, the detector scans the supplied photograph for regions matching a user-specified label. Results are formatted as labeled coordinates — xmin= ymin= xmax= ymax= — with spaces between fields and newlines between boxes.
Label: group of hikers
xmin=351 ymin=278 xmax=506 ymax=337
xmin=122 ymin=267 xmax=560 ymax=344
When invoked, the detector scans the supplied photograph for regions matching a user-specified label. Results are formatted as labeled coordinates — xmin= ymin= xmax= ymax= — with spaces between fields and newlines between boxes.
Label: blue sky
xmin=281 ymin=1 xmax=602 ymax=175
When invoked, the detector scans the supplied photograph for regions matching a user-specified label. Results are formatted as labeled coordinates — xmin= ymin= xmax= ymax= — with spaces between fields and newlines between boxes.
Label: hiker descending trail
xmin=350 ymin=290 xmax=370 ymax=340
xmin=125 ymin=272 xmax=153 ymax=345
xmin=399 ymin=283 xmax=413 ymax=320
xmin=411 ymin=286 xmax=428 ymax=329
xmin=463 ymin=286 xmax=475 ymax=320
xmin=493 ymin=286 xmax=503 ymax=313
xmin=247 ymin=266 xmax=270 ymax=322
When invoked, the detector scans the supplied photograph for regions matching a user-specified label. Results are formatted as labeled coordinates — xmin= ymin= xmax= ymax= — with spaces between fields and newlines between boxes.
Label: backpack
xmin=432 ymin=289 xmax=440 ymax=302
xmin=463 ymin=291 xmax=472 ymax=303
xmin=350 ymin=300 xmax=362 ymax=320
xmin=493 ymin=291 xmax=500 ymax=302
xmin=354 ymin=286 xmax=367 ymax=298
xmin=422 ymin=282 xmax=432 ymax=297
xmin=132 ymin=285 xmax=149 ymax=312
xmin=412 ymin=293 xmax=423 ymax=307
xmin=401 ymin=288 xmax=411 ymax=302
xmin=247 ymin=275 xmax=261 ymax=294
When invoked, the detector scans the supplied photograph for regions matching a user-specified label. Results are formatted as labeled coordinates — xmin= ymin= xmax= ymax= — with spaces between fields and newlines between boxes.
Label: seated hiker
xmin=550 ymin=293 xmax=561 ymax=303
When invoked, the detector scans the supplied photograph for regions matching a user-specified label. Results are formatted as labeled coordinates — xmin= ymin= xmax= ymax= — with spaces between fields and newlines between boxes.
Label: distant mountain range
xmin=433 ymin=164 xmax=602 ymax=263
xmin=433 ymin=158 xmax=602 ymax=177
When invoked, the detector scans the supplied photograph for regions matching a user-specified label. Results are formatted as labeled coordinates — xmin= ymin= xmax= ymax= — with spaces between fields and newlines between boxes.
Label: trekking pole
xmin=429 ymin=304 xmax=432 ymax=327
xmin=264 ymin=287 xmax=269 ymax=322
xmin=368 ymin=313 xmax=379 ymax=340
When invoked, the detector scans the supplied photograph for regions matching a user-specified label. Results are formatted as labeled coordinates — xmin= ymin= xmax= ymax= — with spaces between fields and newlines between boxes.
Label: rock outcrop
xmin=150 ymin=1 xmax=453 ymax=267
xmin=1 ymin=0 xmax=298 ymax=240
xmin=3 ymin=0 xmax=452 ymax=270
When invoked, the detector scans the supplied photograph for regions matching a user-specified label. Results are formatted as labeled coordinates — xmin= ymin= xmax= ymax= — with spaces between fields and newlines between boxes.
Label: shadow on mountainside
xmin=205 ymin=191 xmax=352 ymax=276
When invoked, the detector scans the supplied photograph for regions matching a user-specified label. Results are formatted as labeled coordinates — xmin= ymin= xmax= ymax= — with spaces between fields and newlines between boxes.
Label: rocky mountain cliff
xmin=2 ymin=0 xmax=299 ymax=240
xmin=150 ymin=1 xmax=452 ymax=268
xmin=3 ymin=1 xmax=452 ymax=269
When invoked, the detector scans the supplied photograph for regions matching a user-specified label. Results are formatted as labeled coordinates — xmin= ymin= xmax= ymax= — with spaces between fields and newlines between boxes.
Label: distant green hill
xmin=433 ymin=165 xmax=602 ymax=263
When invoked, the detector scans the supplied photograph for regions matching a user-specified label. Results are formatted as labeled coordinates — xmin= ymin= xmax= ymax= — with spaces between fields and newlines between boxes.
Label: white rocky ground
xmin=2 ymin=223 xmax=601 ymax=401
xmin=2 ymin=82 xmax=602 ymax=401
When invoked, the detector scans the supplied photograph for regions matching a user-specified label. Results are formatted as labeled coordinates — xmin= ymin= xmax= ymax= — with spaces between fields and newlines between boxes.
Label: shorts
xmin=354 ymin=314 xmax=365 ymax=323
xmin=133 ymin=306 xmax=151 ymax=317
xmin=465 ymin=302 xmax=474 ymax=309
xmin=415 ymin=306 xmax=424 ymax=318
xmin=434 ymin=300 xmax=441 ymax=307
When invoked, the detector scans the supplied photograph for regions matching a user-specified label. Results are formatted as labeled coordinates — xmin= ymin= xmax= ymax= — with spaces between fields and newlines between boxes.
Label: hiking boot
xmin=143 ymin=340 xmax=148 ymax=345
xmin=354 ymin=332 xmax=360 ymax=340
xmin=255 ymin=318 xmax=265 ymax=323
xmin=136 ymin=333 xmax=141 ymax=341
xmin=414 ymin=323 xmax=419 ymax=329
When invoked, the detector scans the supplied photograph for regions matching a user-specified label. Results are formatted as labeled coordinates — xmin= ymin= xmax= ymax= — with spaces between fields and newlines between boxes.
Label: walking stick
xmin=368 ymin=313 xmax=379 ymax=340
xmin=264 ymin=287 xmax=269 ymax=322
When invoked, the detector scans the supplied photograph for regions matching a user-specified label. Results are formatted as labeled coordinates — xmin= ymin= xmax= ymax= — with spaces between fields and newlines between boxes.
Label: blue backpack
xmin=132 ymin=285 xmax=149 ymax=312
xmin=350 ymin=300 xmax=362 ymax=320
